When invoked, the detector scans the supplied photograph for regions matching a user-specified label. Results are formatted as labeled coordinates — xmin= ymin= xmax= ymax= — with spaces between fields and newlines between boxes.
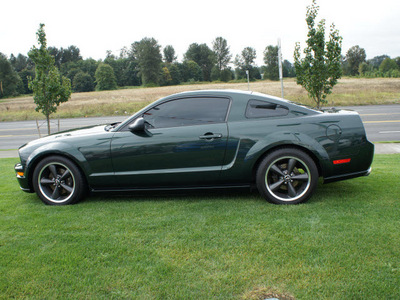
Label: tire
xmin=32 ymin=156 xmax=86 ymax=205
xmin=256 ymin=148 xmax=318 ymax=204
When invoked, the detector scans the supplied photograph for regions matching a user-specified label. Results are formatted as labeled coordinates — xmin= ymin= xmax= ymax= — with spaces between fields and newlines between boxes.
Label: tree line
xmin=343 ymin=45 xmax=400 ymax=78
xmin=0 ymin=37 xmax=294 ymax=98
xmin=0 ymin=36 xmax=399 ymax=99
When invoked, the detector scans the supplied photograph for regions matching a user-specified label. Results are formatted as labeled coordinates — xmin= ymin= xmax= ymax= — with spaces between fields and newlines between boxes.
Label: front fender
xmin=25 ymin=141 xmax=91 ymax=180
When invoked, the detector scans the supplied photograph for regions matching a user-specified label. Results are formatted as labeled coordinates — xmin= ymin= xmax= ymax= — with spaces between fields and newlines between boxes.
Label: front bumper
xmin=14 ymin=163 xmax=33 ymax=193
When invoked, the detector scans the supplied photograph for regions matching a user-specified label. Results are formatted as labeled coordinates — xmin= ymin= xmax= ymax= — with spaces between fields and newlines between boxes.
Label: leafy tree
xmin=234 ymin=47 xmax=257 ymax=80
xmin=121 ymin=58 xmax=141 ymax=86
xmin=220 ymin=68 xmax=233 ymax=82
xmin=16 ymin=68 xmax=35 ymax=94
xmin=212 ymin=37 xmax=231 ymax=72
xmin=379 ymin=58 xmax=399 ymax=73
xmin=282 ymin=60 xmax=296 ymax=77
xmin=57 ymin=58 xmax=99 ymax=92
xmin=395 ymin=57 xmax=400 ymax=69
xmin=48 ymin=46 xmax=82 ymax=69
xmin=105 ymin=50 xmax=116 ymax=60
xmin=104 ymin=56 xmax=125 ymax=86
xmin=119 ymin=47 xmax=129 ymax=59
xmin=184 ymin=43 xmax=215 ymax=81
xmin=61 ymin=46 xmax=82 ymax=64
xmin=131 ymin=37 xmax=162 ymax=86
xmin=345 ymin=45 xmax=366 ymax=76
xmin=165 ymin=63 xmax=181 ymax=85
xmin=238 ymin=47 xmax=257 ymax=69
xmin=0 ymin=53 xmax=22 ymax=98
xmin=48 ymin=47 xmax=64 ymax=68
xmin=294 ymin=0 xmax=342 ymax=108
xmin=9 ymin=53 xmax=33 ymax=72
xmin=103 ymin=55 xmax=140 ymax=87
xmin=234 ymin=47 xmax=257 ymax=76
xmin=9 ymin=53 xmax=34 ymax=94
xmin=210 ymin=66 xmax=221 ymax=81
xmin=160 ymin=66 xmax=172 ymax=86
xmin=61 ymin=63 xmax=82 ymax=82
xmin=263 ymin=45 xmax=279 ymax=80
xmin=73 ymin=71 xmax=94 ymax=92
xmin=95 ymin=63 xmax=117 ymax=91
xmin=163 ymin=45 xmax=177 ymax=63
xmin=76 ymin=58 xmax=99 ymax=79
xmin=28 ymin=24 xmax=71 ymax=134
xmin=358 ymin=62 xmax=371 ymax=76
xmin=367 ymin=55 xmax=390 ymax=69
xmin=179 ymin=60 xmax=202 ymax=82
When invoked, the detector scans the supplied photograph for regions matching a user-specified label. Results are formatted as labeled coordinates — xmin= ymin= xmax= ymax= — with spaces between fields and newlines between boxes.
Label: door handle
xmin=199 ymin=133 xmax=223 ymax=140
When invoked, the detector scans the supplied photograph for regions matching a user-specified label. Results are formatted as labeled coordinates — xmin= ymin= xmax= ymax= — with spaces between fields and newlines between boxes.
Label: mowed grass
xmin=1 ymin=78 xmax=399 ymax=121
xmin=1 ymin=155 xmax=400 ymax=299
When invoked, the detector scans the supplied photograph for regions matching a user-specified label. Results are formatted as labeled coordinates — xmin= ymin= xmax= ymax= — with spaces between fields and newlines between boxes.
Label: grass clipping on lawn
xmin=1 ymin=155 xmax=400 ymax=299
xmin=1 ymin=77 xmax=400 ymax=121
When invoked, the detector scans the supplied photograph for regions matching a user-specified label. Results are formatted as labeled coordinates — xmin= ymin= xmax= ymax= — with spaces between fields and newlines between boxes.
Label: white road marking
xmin=379 ymin=131 xmax=400 ymax=134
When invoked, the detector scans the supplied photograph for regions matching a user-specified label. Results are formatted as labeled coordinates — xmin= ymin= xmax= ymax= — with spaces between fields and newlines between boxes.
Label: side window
xmin=245 ymin=100 xmax=289 ymax=118
xmin=142 ymin=97 xmax=230 ymax=128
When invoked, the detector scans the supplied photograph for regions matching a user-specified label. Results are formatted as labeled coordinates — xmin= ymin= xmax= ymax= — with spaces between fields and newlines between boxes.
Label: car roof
xmin=162 ymin=89 xmax=285 ymax=102
xmin=116 ymin=89 xmax=318 ymax=131
xmin=161 ymin=89 xmax=306 ymax=107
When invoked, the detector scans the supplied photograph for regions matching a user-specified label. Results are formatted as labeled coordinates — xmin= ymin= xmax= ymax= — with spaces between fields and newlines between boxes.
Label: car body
xmin=15 ymin=90 xmax=374 ymax=205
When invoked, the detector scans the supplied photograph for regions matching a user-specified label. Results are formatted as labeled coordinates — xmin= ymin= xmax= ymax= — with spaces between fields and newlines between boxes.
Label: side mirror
xmin=128 ymin=117 xmax=152 ymax=137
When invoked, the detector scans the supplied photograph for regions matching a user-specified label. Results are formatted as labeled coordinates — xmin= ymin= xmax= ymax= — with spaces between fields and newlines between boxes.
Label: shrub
xmin=95 ymin=63 xmax=117 ymax=91
xmin=73 ymin=71 xmax=94 ymax=92
xmin=220 ymin=69 xmax=233 ymax=82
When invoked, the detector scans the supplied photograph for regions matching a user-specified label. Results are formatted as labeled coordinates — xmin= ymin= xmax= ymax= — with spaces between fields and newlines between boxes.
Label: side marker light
xmin=333 ymin=158 xmax=351 ymax=165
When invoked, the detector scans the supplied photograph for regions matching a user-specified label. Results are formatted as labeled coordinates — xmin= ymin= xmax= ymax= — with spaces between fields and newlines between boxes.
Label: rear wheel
xmin=32 ymin=156 xmax=86 ymax=205
xmin=256 ymin=148 xmax=318 ymax=204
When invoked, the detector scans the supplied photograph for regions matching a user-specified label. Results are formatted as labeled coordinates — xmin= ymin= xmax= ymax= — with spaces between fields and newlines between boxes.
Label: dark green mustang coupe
xmin=15 ymin=90 xmax=374 ymax=205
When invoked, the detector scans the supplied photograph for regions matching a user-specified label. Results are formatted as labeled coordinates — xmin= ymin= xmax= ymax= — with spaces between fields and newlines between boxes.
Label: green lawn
xmin=1 ymin=155 xmax=399 ymax=299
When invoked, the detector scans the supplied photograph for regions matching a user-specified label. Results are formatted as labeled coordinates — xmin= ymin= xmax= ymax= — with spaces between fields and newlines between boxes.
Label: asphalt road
xmin=0 ymin=104 xmax=399 ymax=151
xmin=338 ymin=104 xmax=400 ymax=142
xmin=0 ymin=116 xmax=127 ymax=150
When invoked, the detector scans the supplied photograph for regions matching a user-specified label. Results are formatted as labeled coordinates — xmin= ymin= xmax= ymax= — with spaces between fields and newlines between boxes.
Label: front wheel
xmin=32 ymin=156 xmax=86 ymax=205
xmin=256 ymin=149 xmax=319 ymax=204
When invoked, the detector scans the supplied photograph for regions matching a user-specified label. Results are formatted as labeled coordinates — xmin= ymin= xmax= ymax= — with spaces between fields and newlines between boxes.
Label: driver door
xmin=110 ymin=96 xmax=231 ymax=188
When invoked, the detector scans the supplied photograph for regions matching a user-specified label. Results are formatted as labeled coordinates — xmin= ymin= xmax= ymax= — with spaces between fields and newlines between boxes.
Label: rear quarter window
xmin=245 ymin=99 xmax=289 ymax=118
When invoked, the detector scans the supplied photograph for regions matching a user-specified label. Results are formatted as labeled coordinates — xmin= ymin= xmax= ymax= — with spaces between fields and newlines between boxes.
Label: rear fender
xmin=245 ymin=132 xmax=330 ymax=175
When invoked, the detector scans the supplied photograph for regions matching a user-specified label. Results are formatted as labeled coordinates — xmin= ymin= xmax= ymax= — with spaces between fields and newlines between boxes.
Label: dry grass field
xmin=1 ymin=78 xmax=399 ymax=121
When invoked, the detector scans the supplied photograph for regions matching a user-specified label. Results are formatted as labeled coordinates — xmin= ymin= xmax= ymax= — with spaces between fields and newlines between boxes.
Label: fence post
xmin=35 ymin=119 xmax=42 ymax=138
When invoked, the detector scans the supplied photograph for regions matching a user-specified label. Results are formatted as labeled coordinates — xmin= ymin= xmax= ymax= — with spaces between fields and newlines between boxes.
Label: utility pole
xmin=278 ymin=38 xmax=284 ymax=99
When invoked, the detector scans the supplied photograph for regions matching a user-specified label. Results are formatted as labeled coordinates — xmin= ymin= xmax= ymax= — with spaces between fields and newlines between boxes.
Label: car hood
xmin=19 ymin=125 xmax=108 ymax=149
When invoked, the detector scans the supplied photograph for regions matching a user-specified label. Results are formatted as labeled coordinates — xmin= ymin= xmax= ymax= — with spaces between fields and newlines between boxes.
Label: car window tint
xmin=246 ymin=99 xmax=289 ymax=118
xmin=143 ymin=97 xmax=230 ymax=128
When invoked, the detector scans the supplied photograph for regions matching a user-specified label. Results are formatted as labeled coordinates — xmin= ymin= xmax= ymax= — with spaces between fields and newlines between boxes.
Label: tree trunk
xmin=46 ymin=114 xmax=51 ymax=135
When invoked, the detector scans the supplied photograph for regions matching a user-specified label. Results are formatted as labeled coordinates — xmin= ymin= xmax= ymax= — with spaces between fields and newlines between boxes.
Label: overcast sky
xmin=2 ymin=0 xmax=400 ymax=65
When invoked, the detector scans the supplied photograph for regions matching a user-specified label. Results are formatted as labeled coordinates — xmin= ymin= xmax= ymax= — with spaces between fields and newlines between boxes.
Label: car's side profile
xmin=15 ymin=90 xmax=374 ymax=205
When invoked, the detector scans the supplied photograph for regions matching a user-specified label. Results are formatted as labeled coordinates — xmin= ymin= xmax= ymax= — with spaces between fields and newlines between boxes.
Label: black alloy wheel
xmin=256 ymin=148 xmax=318 ymax=204
xmin=33 ymin=156 xmax=86 ymax=205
